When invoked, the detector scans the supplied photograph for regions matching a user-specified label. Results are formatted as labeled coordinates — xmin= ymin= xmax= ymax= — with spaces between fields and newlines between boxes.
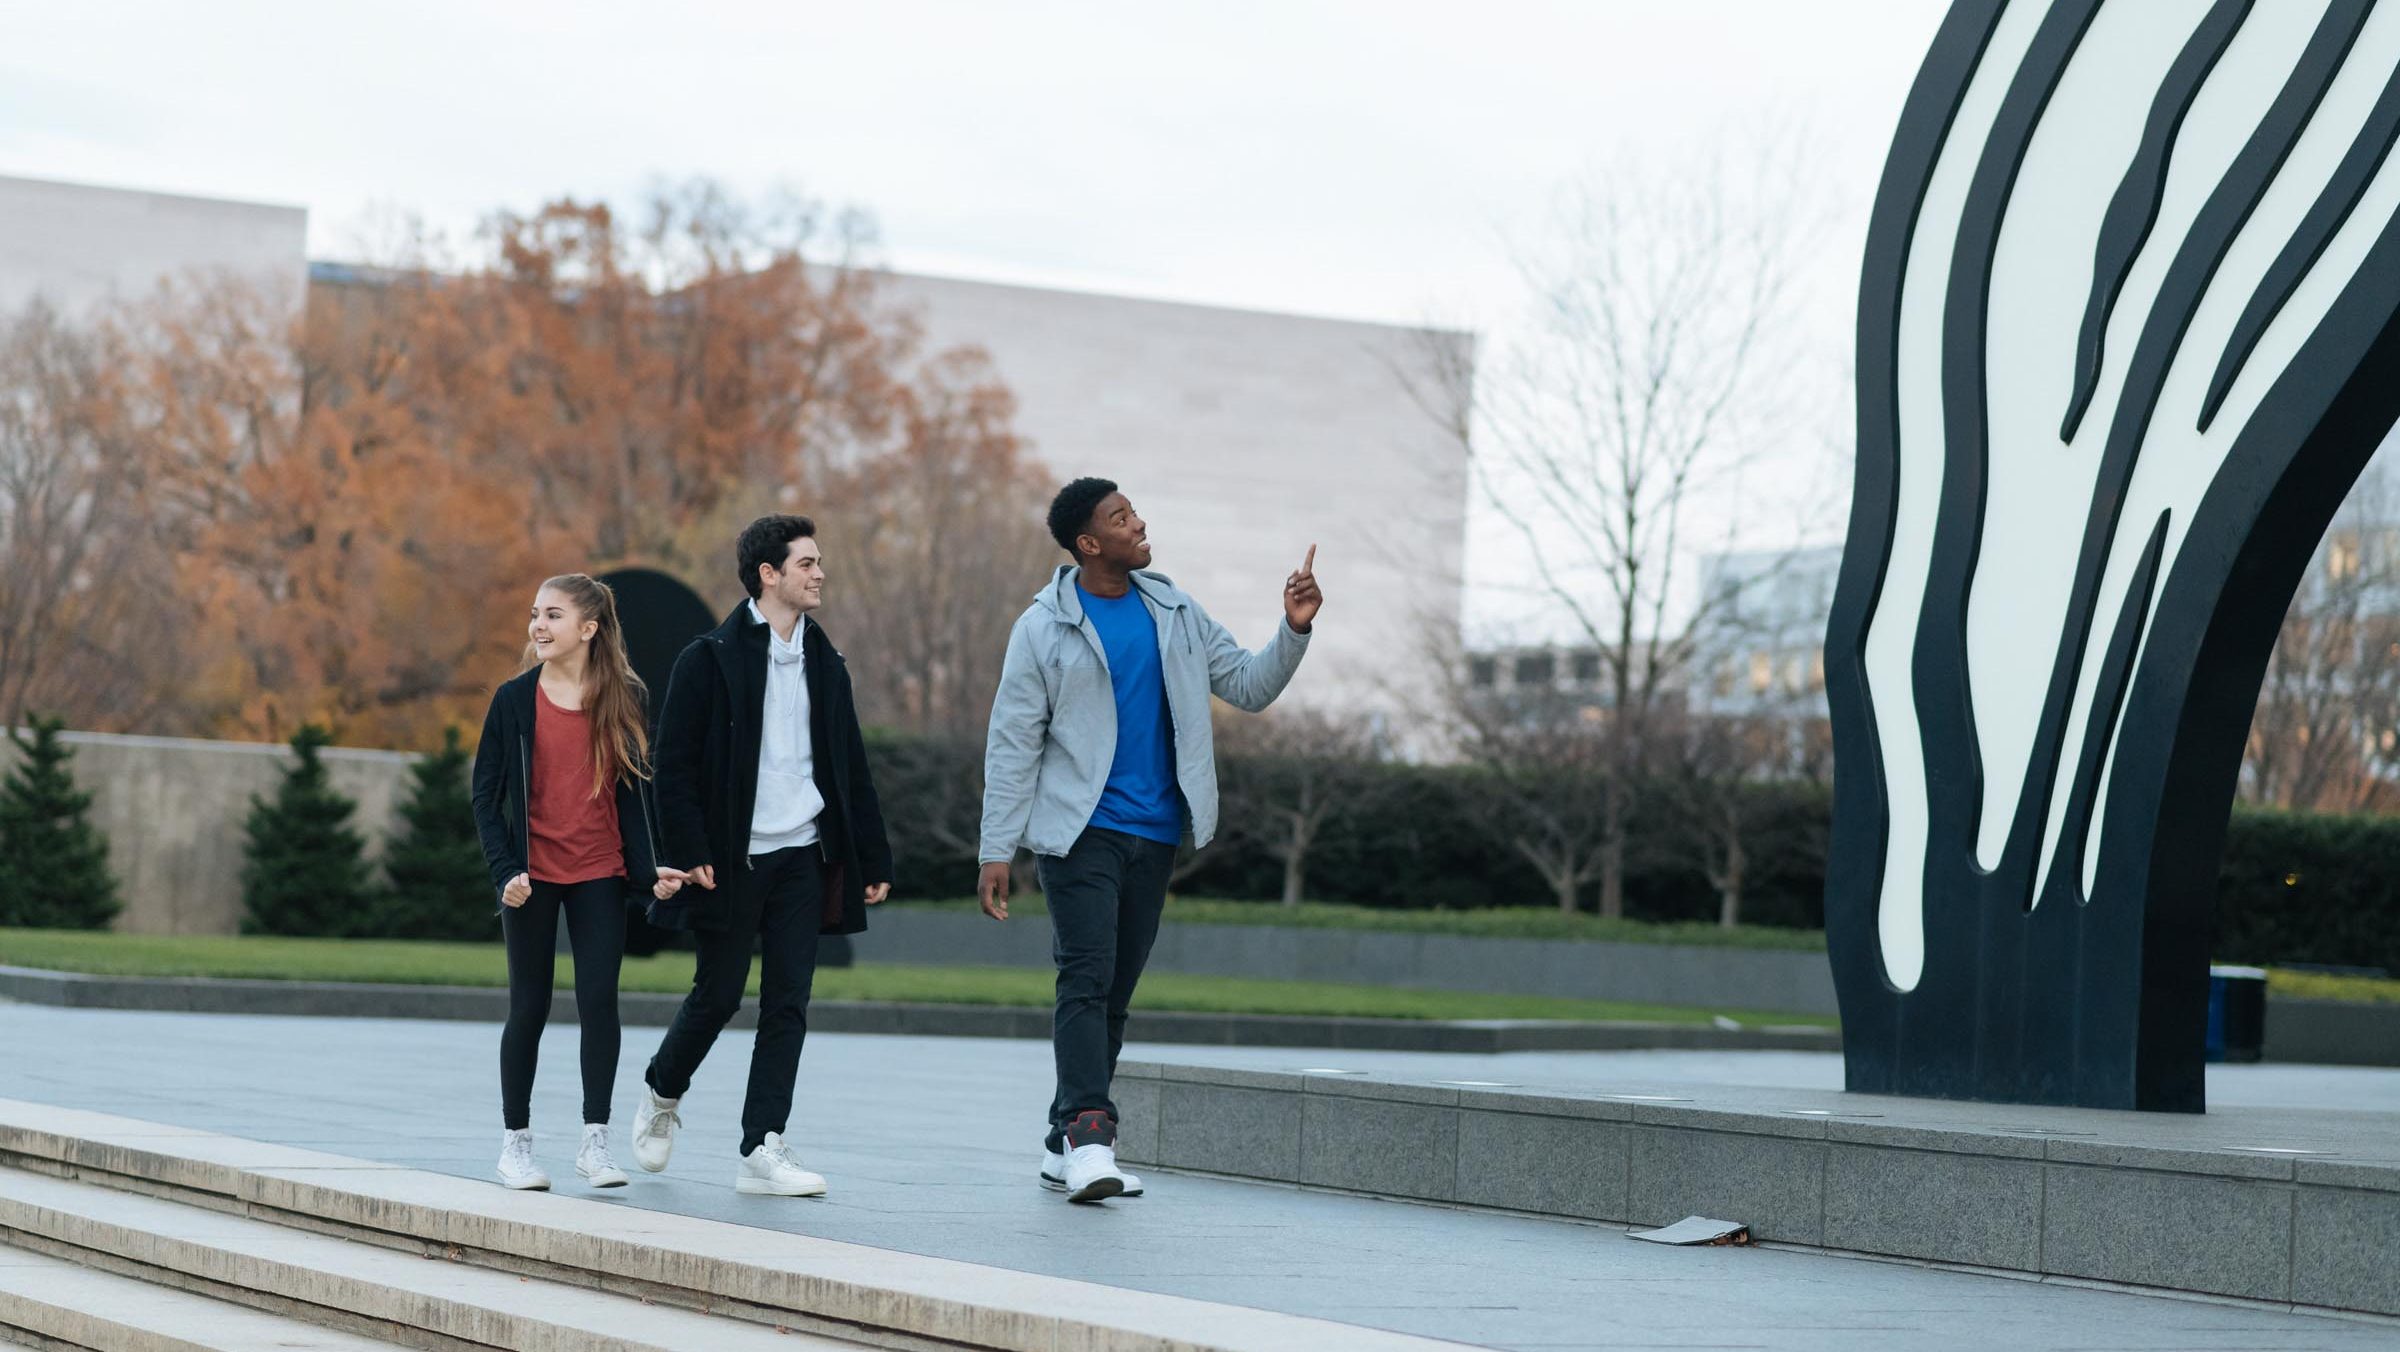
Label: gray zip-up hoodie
xmin=979 ymin=564 xmax=1310 ymax=862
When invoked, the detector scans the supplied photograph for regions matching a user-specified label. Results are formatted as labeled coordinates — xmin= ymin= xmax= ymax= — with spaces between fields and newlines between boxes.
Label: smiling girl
xmin=469 ymin=573 xmax=686 ymax=1190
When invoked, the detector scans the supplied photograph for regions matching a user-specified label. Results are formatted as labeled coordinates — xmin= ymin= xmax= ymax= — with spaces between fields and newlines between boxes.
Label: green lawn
xmin=916 ymin=894 xmax=1832 ymax=951
xmin=0 ymin=928 xmax=1831 ymax=1026
xmin=2268 ymin=968 xmax=2400 ymax=1005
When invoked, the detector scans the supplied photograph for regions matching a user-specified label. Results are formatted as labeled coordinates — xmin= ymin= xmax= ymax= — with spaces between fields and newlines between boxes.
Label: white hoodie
xmin=748 ymin=601 xmax=825 ymax=854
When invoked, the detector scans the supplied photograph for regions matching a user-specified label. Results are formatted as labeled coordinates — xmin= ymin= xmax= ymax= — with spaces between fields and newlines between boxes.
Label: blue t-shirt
xmin=1078 ymin=583 xmax=1183 ymax=845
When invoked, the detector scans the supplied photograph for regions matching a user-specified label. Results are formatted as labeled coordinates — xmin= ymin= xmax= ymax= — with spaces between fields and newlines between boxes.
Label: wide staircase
xmin=0 ymin=1099 xmax=1447 ymax=1352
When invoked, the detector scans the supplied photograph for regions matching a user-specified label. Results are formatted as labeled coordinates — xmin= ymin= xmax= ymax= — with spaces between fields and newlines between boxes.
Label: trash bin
xmin=2207 ymin=965 xmax=2267 ymax=1063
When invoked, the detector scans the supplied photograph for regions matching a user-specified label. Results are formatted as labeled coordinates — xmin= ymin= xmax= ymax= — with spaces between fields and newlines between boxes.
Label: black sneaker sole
xmin=1042 ymin=1169 xmax=1142 ymax=1197
xmin=1067 ymin=1174 xmax=1125 ymax=1203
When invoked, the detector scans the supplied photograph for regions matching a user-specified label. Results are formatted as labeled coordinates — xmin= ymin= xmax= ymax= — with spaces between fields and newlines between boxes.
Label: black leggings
xmin=500 ymin=876 xmax=626 ymax=1130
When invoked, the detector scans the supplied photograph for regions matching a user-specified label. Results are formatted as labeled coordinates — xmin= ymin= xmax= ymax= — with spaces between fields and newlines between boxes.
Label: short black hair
xmin=1047 ymin=477 xmax=1119 ymax=557
xmin=737 ymin=514 xmax=816 ymax=599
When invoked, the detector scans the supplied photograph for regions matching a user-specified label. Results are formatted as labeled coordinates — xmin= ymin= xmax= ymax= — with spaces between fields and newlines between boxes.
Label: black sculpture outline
xmin=1825 ymin=0 xmax=2400 ymax=1111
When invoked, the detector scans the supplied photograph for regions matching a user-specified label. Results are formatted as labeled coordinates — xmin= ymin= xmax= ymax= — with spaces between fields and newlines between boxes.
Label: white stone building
xmin=882 ymin=271 xmax=1472 ymax=734
xmin=0 ymin=174 xmax=308 ymax=316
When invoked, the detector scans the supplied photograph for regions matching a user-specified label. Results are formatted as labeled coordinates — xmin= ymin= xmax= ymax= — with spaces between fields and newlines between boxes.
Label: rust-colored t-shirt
xmin=527 ymin=682 xmax=625 ymax=885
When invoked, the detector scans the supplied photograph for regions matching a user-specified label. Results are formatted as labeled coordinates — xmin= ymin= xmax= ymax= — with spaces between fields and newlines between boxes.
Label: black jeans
xmin=500 ymin=876 xmax=626 ymax=1130
xmin=1041 ymin=826 xmax=1177 ymax=1150
xmin=645 ymin=847 xmax=824 ymax=1155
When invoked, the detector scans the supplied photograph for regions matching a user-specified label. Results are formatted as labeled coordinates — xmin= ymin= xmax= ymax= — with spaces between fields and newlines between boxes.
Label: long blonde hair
xmin=523 ymin=573 xmax=651 ymax=798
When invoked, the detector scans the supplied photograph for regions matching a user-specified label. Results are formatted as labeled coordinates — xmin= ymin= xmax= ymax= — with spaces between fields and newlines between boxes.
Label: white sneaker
xmin=1042 ymin=1147 xmax=1142 ymax=1197
xmin=735 ymin=1132 xmax=827 ymax=1197
xmin=1060 ymin=1142 xmax=1127 ymax=1203
xmin=495 ymin=1128 xmax=549 ymax=1191
xmin=576 ymin=1123 xmax=629 ymax=1188
xmin=631 ymin=1086 xmax=679 ymax=1173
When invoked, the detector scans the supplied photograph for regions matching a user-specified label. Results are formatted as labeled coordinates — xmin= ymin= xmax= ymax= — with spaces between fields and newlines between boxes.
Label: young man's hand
xmin=864 ymin=882 xmax=891 ymax=905
xmin=688 ymin=865 xmax=716 ymax=890
xmin=652 ymin=866 xmax=689 ymax=901
xmin=1283 ymin=544 xmax=1322 ymax=633
xmin=977 ymin=861 xmax=1012 ymax=920
xmin=501 ymin=873 xmax=531 ymax=908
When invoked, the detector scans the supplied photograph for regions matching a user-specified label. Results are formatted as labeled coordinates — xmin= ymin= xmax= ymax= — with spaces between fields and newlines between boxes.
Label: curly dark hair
xmin=736 ymin=514 xmax=816 ymax=599
xmin=1046 ymin=477 xmax=1119 ymax=557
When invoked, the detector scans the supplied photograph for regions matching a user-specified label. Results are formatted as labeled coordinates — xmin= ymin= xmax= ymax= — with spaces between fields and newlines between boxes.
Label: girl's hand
xmin=652 ymin=866 xmax=688 ymax=901
xmin=501 ymin=873 xmax=531 ymax=908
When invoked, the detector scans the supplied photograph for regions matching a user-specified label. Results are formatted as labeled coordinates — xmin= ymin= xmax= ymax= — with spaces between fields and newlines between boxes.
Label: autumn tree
xmin=816 ymin=348 xmax=1056 ymax=736
xmin=0 ymin=306 xmax=182 ymax=730
xmin=126 ymin=180 xmax=1040 ymax=749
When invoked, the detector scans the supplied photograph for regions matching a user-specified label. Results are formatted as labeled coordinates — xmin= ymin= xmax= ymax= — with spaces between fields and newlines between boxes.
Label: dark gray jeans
xmin=1040 ymin=826 xmax=1177 ymax=1150
xmin=645 ymin=847 xmax=824 ymax=1156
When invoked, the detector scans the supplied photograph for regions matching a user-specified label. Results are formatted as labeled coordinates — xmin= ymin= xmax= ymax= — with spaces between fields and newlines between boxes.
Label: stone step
xmin=0 ymin=1167 xmax=867 ymax=1352
xmin=0 ymin=1241 xmax=406 ymax=1351
xmin=0 ymin=1098 xmax=1458 ymax=1352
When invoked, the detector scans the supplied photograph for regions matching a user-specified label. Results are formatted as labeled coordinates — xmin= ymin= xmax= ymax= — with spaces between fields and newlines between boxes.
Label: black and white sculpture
xmin=1826 ymin=0 xmax=2400 ymax=1111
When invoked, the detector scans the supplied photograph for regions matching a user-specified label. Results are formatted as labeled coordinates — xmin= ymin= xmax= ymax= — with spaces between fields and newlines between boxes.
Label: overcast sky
xmin=1 ymin=0 xmax=1953 ymax=636
xmin=2 ymin=2 xmax=1945 ymax=320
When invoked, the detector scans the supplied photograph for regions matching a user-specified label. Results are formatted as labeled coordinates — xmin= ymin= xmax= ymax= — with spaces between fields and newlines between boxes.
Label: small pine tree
xmin=0 ymin=715 xmax=121 ymax=929
xmin=370 ymin=726 xmax=496 ymax=940
xmin=241 ymin=724 xmax=374 ymax=936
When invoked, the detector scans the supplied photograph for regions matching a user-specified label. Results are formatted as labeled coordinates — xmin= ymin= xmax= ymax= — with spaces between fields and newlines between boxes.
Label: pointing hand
xmin=1283 ymin=544 xmax=1322 ymax=633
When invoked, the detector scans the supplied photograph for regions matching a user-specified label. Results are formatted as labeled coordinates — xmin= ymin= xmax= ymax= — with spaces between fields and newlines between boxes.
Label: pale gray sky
xmin=0 ymin=0 xmax=1951 ymax=639
xmin=1 ymin=1 xmax=1944 ymax=326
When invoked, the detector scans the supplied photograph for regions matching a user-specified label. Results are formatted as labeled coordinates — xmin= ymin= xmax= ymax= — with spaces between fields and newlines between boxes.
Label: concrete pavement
xmin=4 ymin=1001 xmax=2392 ymax=1351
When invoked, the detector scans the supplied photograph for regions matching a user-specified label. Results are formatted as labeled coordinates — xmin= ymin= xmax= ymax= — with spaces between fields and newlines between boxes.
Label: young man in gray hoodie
xmin=978 ymin=477 xmax=1323 ymax=1202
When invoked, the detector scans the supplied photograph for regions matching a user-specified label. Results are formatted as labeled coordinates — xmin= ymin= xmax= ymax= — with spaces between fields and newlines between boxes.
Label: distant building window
xmin=1468 ymin=657 xmax=1498 ymax=689
xmin=2330 ymin=533 xmax=2363 ymax=581
xmin=1571 ymin=650 xmax=1601 ymax=683
xmin=1750 ymin=651 xmax=1773 ymax=695
xmin=1516 ymin=653 xmax=1556 ymax=686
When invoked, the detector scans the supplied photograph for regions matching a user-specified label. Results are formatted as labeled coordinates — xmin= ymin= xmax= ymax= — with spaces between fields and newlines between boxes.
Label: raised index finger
xmin=1300 ymin=543 xmax=1317 ymax=575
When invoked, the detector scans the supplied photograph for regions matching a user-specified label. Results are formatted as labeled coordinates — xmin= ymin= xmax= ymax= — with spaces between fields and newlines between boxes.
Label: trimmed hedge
xmin=857 ymin=732 xmax=2398 ymax=973
xmin=862 ymin=732 xmax=1829 ymax=924
xmin=2217 ymin=806 xmax=2400 ymax=976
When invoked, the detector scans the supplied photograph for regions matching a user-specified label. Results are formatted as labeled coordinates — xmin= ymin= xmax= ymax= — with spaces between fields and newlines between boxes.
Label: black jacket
xmin=469 ymin=667 xmax=663 ymax=906
xmin=652 ymin=602 xmax=892 ymax=935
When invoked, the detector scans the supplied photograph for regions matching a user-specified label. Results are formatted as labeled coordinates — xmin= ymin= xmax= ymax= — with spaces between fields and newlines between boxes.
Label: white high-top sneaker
xmin=735 ymin=1132 xmax=827 ymax=1197
xmin=1060 ymin=1141 xmax=1127 ymax=1204
xmin=1042 ymin=1147 xmax=1143 ymax=1197
xmin=630 ymin=1085 xmax=680 ymax=1173
xmin=495 ymin=1128 xmax=549 ymax=1191
xmin=576 ymin=1123 xmax=629 ymax=1188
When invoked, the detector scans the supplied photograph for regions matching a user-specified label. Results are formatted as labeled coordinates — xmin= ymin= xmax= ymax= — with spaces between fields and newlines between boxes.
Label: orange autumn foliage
xmin=93 ymin=182 xmax=1048 ymax=749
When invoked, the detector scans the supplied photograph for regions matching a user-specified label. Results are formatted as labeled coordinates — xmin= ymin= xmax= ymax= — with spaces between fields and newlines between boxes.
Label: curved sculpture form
xmin=595 ymin=567 xmax=717 ymax=729
xmin=1825 ymin=0 xmax=2400 ymax=1110
xmin=595 ymin=567 xmax=717 ymax=958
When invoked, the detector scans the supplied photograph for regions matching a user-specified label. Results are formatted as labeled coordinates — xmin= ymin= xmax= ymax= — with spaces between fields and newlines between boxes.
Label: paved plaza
xmin=4 ymin=1000 xmax=2393 ymax=1351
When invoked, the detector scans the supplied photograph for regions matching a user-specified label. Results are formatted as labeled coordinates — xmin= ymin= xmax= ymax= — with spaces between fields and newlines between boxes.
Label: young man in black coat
xmin=629 ymin=514 xmax=894 ymax=1196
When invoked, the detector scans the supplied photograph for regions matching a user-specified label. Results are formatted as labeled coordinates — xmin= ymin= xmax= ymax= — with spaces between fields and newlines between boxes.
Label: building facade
xmin=1464 ymin=545 xmax=1843 ymax=717
xmin=0 ymin=174 xmax=308 ymax=317
xmin=880 ymin=271 xmax=1472 ymax=734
